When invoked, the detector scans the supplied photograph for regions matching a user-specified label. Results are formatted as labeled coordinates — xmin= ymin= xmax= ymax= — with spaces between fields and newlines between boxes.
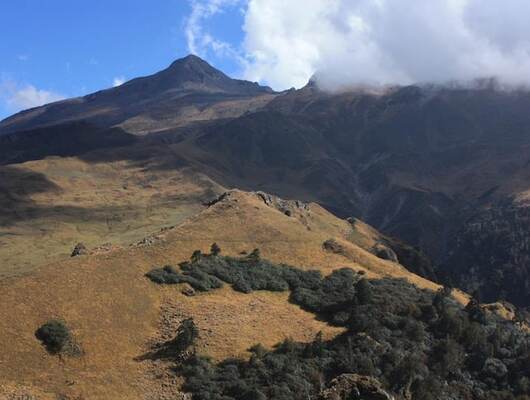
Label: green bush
xmin=172 ymin=318 xmax=199 ymax=353
xmin=210 ymin=242 xmax=221 ymax=256
xmin=148 ymin=252 xmax=325 ymax=297
xmin=291 ymin=268 xmax=358 ymax=316
xmin=35 ymin=319 xmax=72 ymax=354
xmin=355 ymin=278 xmax=373 ymax=305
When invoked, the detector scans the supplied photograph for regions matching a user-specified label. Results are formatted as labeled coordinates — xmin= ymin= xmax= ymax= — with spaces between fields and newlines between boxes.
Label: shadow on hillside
xmin=135 ymin=338 xmax=187 ymax=362
xmin=0 ymin=165 xmax=183 ymax=227
xmin=78 ymin=139 xmax=190 ymax=171
xmin=0 ymin=121 xmax=137 ymax=166
xmin=0 ymin=166 xmax=61 ymax=225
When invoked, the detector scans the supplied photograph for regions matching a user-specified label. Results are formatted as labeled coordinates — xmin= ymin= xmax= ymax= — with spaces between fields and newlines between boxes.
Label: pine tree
xmin=210 ymin=242 xmax=221 ymax=256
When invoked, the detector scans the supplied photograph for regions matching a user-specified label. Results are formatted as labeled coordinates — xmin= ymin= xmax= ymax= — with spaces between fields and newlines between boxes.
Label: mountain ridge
xmin=1 ymin=55 xmax=530 ymax=309
xmin=0 ymin=54 xmax=275 ymax=136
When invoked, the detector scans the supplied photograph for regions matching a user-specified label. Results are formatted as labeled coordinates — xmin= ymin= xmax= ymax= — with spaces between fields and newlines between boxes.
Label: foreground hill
xmin=0 ymin=190 xmax=451 ymax=399
xmin=1 ymin=191 xmax=527 ymax=400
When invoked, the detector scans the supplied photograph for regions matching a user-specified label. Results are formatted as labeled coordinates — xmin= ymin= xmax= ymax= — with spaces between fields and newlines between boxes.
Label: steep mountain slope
xmin=182 ymin=82 xmax=530 ymax=307
xmin=0 ymin=190 xmax=452 ymax=399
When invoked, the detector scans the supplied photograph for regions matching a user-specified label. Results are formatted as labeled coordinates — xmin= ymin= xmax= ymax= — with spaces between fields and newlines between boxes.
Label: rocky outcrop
xmin=373 ymin=243 xmax=398 ymax=262
xmin=323 ymin=238 xmax=346 ymax=255
xmin=70 ymin=242 xmax=88 ymax=257
xmin=206 ymin=190 xmax=310 ymax=217
xmin=255 ymin=191 xmax=309 ymax=216
xmin=319 ymin=374 xmax=395 ymax=400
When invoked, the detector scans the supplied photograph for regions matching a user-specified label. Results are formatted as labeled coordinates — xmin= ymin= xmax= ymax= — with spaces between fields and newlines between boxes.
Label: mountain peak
xmin=170 ymin=53 xmax=210 ymax=66
xmin=163 ymin=54 xmax=229 ymax=84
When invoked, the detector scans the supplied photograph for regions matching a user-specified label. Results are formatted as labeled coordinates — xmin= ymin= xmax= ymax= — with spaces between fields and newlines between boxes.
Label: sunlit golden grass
xmin=0 ymin=189 xmax=464 ymax=399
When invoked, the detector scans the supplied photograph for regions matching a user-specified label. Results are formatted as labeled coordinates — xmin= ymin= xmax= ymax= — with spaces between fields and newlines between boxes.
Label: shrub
xmin=210 ymin=243 xmax=221 ymax=256
xmin=355 ymin=278 xmax=373 ymax=305
xmin=35 ymin=320 xmax=72 ymax=354
xmin=145 ymin=265 xmax=181 ymax=284
xmin=291 ymin=268 xmax=358 ymax=317
xmin=171 ymin=318 xmax=199 ymax=353
xmin=233 ymin=278 xmax=252 ymax=293
xmin=190 ymin=250 xmax=202 ymax=263
xmin=465 ymin=297 xmax=486 ymax=324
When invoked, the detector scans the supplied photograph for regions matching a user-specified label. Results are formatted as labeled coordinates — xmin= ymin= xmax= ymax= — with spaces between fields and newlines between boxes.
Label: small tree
xmin=172 ymin=318 xmax=199 ymax=353
xmin=210 ymin=243 xmax=221 ymax=256
xmin=464 ymin=293 xmax=486 ymax=324
xmin=355 ymin=278 xmax=373 ymax=305
xmin=190 ymin=250 xmax=202 ymax=263
xmin=433 ymin=286 xmax=452 ymax=313
xmin=35 ymin=320 xmax=71 ymax=354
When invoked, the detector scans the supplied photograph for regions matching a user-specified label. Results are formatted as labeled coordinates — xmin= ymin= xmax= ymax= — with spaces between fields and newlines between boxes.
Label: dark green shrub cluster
xmin=35 ymin=319 xmax=72 ymax=354
xmin=181 ymin=280 xmax=530 ymax=400
xmin=181 ymin=340 xmax=330 ymax=400
xmin=147 ymin=250 xmax=326 ymax=296
xmin=147 ymin=249 xmax=530 ymax=400
xmin=290 ymin=268 xmax=359 ymax=315
xmin=147 ymin=249 xmax=367 ymax=321
xmin=146 ymin=265 xmax=223 ymax=292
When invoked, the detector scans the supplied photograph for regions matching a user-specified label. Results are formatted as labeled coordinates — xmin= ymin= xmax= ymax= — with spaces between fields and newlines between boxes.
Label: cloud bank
xmin=0 ymin=80 xmax=65 ymax=113
xmin=187 ymin=0 xmax=530 ymax=91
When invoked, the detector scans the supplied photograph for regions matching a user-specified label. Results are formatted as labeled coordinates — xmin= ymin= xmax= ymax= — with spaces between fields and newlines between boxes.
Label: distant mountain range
xmin=1 ymin=54 xmax=530 ymax=309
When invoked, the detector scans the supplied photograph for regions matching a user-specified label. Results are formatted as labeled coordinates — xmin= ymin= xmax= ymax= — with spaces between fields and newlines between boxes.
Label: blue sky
xmin=0 ymin=0 xmax=245 ymax=120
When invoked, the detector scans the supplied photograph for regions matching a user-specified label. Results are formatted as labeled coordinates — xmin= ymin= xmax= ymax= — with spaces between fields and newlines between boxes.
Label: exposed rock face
xmin=206 ymin=190 xmax=311 ymax=218
xmin=255 ymin=190 xmax=310 ymax=216
xmin=319 ymin=374 xmax=395 ymax=400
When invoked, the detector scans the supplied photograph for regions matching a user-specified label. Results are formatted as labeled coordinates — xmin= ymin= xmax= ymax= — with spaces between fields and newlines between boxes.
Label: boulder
xmin=70 ymin=242 xmax=88 ymax=257
xmin=181 ymin=284 xmax=196 ymax=297
xmin=323 ymin=238 xmax=346 ymax=255
xmin=374 ymin=244 xmax=399 ymax=262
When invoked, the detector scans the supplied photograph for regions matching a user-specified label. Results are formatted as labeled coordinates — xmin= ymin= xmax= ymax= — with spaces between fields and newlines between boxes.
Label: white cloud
xmin=185 ymin=0 xmax=530 ymax=91
xmin=113 ymin=76 xmax=126 ymax=87
xmin=185 ymin=0 xmax=246 ymax=62
xmin=0 ymin=80 xmax=65 ymax=112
